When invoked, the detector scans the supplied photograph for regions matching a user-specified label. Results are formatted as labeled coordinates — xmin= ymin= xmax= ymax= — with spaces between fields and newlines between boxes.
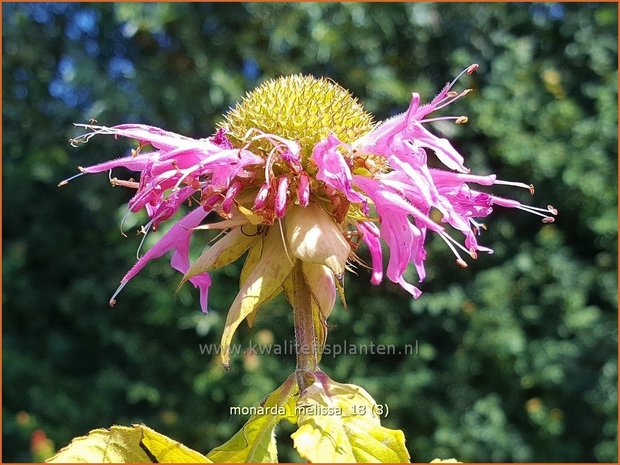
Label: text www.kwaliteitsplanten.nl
xmin=198 ymin=340 xmax=418 ymax=358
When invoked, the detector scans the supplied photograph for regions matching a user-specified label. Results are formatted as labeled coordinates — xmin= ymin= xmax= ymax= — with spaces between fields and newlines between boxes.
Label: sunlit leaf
xmin=292 ymin=373 xmax=410 ymax=463
xmin=237 ymin=203 xmax=265 ymax=225
xmin=181 ymin=225 xmax=258 ymax=284
xmin=140 ymin=425 xmax=212 ymax=462
xmin=47 ymin=424 xmax=211 ymax=463
xmin=220 ymin=226 xmax=295 ymax=367
xmin=207 ymin=375 xmax=298 ymax=463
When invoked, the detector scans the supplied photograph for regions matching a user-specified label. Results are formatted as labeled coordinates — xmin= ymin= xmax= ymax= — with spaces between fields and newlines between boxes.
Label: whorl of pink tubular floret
xmin=61 ymin=64 xmax=556 ymax=312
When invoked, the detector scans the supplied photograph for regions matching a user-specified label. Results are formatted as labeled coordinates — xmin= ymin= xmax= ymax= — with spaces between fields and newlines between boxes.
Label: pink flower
xmin=62 ymin=67 xmax=556 ymax=341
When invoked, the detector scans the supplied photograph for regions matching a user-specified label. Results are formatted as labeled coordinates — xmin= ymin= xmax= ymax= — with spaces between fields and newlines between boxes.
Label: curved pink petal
xmin=409 ymin=123 xmax=468 ymax=173
xmin=312 ymin=134 xmax=365 ymax=204
xmin=110 ymin=206 xmax=210 ymax=307
xmin=105 ymin=124 xmax=200 ymax=151
xmin=188 ymin=273 xmax=212 ymax=313
xmin=357 ymin=221 xmax=383 ymax=285
xmin=79 ymin=152 xmax=156 ymax=174
xmin=355 ymin=93 xmax=421 ymax=155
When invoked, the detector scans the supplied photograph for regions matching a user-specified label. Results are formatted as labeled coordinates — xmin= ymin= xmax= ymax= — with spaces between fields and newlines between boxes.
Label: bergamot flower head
xmin=62 ymin=65 xmax=557 ymax=365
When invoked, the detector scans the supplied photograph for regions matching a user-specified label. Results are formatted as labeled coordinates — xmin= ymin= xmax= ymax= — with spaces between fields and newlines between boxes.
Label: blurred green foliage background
xmin=3 ymin=2 xmax=617 ymax=462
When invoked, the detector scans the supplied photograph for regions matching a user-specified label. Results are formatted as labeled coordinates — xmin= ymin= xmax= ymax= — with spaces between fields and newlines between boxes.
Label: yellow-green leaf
xmin=207 ymin=375 xmax=298 ymax=463
xmin=237 ymin=203 xmax=265 ymax=225
xmin=241 ymin=237 xmax=263 ymax=328
xmin=181 ymin=225 xmax=258 ymax=285
xmin=140 ymin=425 xmax=211 ymax=462
xmin=292 ymin=374 xmax=410 ymax=463
xmin=47 ymin=424 xmax=211 ymax=463
xmin=240 ymin=235 xmax=263 ymax=288
xmin=241 ymin=237 xmax=283 ymax=329
xmin=246 ymin=284 xmax=284 ymax=329
xmin=192 ymin=218 xmax=248 ymax=231
xmin=220 ymin=226 xmax=295 ymax=367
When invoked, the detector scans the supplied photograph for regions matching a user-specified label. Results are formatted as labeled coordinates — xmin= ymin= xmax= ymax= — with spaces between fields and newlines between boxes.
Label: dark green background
xmin=3 ymin=3 xmax=617 ymax=462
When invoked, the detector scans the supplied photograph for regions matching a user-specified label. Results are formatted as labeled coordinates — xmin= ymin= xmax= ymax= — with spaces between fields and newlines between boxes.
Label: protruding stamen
xmin=435 ymin=88 xmax=474 ymax=111
xmin=264 ymin=146 xmax=278 ymax=183
xmin=136 ymin=221 xmax=153 ymax=259
xmin=119 ymin=210 xmax=131 ymax=238
xmin=438 ymin=231 xmax=474 ymax=267
xmin=110 ymin=178 xmax=140 ymax=189
xmin=70 ymin=124 xmax=120 ymax=147
xmin=58 ymin=171 xmax=85 ymax=187
xmin=470 ymin=219 xmax=487 ymax=234
xmin=419 ymin=116 xmax=469 ymax=125
xmin=517 ymin=204 xmax=558 ymax=222
xmin=466 ymin=63 xmax=479 ymax=74
xmin=441 ymin=230 xmax=478 ymax=258
xmin=448 ymin=63 xmax=479 ymax=89
xmin=492 ymin=196 xmax=558 ymax=223
xmin=494 ymin=179 xmax=535 ymax=192
xmin=109 ymin=280 xmax=129 ymax=307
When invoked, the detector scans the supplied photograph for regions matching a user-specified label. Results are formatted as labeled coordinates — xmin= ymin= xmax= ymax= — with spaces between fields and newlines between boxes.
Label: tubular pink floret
xmin=253 ymin=182 xmax=271 ymax=211
xmin=297 ymin=172 xmax=310 ymax=207
xmin=221 ymin=181 xmax=243 ymax=216
xmin=275 ymin=176 xmax=290 ymax=218
xmin=281 ymin=149 xmax=303 ymax=174
xmin=312 ymin=134 xmax=366 ymax=204
xmin=430 ymin=169 xmax=497 ymax=187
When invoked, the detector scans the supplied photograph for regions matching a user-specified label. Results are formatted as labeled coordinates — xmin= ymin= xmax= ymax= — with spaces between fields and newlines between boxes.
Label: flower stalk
xmin=291 ymin=262 xmax=319 ymax=391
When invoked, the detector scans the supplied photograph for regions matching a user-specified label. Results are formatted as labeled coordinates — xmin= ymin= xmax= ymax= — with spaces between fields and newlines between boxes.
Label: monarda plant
xmin=51 ymin=65 xmax=556 ymax=463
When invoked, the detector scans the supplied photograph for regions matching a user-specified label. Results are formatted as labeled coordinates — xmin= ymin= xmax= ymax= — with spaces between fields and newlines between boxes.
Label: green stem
xmin=292 ymin=262 xmax=318 ymax=390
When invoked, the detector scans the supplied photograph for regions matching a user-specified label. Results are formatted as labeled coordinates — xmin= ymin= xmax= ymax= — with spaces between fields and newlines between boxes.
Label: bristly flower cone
xmin=220 ymin=75 xmax=375 ymax=158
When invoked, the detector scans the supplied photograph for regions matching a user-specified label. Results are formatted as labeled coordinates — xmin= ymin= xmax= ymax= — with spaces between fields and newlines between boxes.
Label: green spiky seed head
xmin=220 ymin=75 xmax=374 ymax=158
